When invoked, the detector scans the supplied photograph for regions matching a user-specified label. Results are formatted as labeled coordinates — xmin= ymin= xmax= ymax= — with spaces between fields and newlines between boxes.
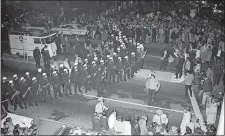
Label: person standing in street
xmin=52 ymin=71 xmax=63 ymax=99
xmin=70 ymin=64 xmax=81 ymax=95
xmin=1 ymin=77 xmax=11 ymax=112
xmin=33 ymin=46 xmax=41 ymax=68
xmin=30 ymin=77 xmax=39 ymax=106
xmin=184 ymin=71 xmax=194 ymax=98
xmin=144 ymin=74 xmax=160 ymax=105
xmin=41 ymin=46 xmax=51 ymax=74
xmin=160 ymin=49 xmax=169 ymax=71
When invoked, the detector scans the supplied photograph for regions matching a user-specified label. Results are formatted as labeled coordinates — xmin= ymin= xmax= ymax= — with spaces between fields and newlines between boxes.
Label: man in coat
xmin=70 ymin=64 xmax=81 ymax=94
xmin=33 ymin=46 xmax=41 ymax=68
xmin=100 ymin=111 xmax=108 ymax=131
xmin=92 ymin=112 xmax=101 ymax=132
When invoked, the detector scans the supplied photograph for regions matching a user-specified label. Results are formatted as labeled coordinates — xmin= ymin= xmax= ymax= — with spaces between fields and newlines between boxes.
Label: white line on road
xmin=82 ymin=93 xmax=194 ymax=114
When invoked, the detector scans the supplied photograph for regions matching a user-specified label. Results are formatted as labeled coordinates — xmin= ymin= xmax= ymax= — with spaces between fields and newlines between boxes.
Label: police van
xmin=9 ymin=28 xmax=57 ymax=58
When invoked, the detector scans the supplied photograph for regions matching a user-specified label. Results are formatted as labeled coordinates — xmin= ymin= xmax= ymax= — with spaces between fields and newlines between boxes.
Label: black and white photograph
xmin=1 ymin=0 xmax=224 ymax=135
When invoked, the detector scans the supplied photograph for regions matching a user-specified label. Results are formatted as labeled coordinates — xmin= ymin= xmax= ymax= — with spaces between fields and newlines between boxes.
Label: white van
xmin=9 ymin=28 xmax=57 ymax=58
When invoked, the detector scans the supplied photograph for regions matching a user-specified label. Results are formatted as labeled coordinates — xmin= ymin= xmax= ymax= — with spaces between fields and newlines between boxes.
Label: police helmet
xmin=25 ymin=72 xmax=30 ymax=76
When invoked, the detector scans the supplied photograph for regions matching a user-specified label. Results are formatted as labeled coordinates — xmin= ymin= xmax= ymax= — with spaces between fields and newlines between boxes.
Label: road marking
xmin=82 ymin=93 xmax=194 ymax=114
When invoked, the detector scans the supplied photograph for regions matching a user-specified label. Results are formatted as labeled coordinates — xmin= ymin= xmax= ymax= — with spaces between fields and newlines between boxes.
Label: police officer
xmin=25 ymin=72 xmax=32 ymax=87
xmin=52 ymin=71 xmax=63 ymax=99
xmin=175 ymin=53 xmax=185 ymax=79
xmin=130 ymin=52 xmax=136 ymax=78
xmin=95 ymin=60 xmax=106 ymax=96
xmin=123 ymin=56 xmax=131 ymax=81
xmin=106 ymin=57 xmax=115 ymax=85
xmin=62 ymin=69 xmax=72 ymax=96
xmin=71 ymin=64 xmax=81 ymax=95
xmin=81 ymin=64 xmax=91 ymax=92
xmin=117 ymin=47 xmax=122 ymax=58
xmin=33 ymin=46 xmax=41 ymax=68
xmin=115 ymin=57 xmax=123 ymax=83
xmin=90 ymin=61 xmax=98 ymax=90
xmin=59 ymin=64 xmax=67 ymax=92
xmin=31 ymin=77 xmax=39 ymax=106
xmin=42 ymin=47 xmax=51 ymax=74
xmin=8 ymin=80 xmax=24 ymax=110
xmin=136 ymin=46 xmax=142 ymax=71
xmin=13 ymin=74 xmax=20 ymax=93
xmin=1 ymin=77 xmax=11 ymax=112
xmin=37 ymin=68 xmax=42 ymax=81
xmin=39 ymin=73 xmax=52 ymax=102
xmin=19 ymin=77 xmax=31 ymax=109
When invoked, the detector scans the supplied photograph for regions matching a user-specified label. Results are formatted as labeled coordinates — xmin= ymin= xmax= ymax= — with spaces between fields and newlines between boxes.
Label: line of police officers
xmin=1 ymin=32 xmax=146 ymax=112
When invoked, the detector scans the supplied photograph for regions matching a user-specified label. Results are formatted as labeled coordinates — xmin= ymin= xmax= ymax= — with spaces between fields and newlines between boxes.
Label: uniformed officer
xmin=106 ymin=57 xmax=115 ymax=85
xmin=90 ymin=61 xmax=98 ymax=89
xmin=39 ymin=73 xmax=52 ymax=102
xmin=113 ymin=52 xmax=117 ymax=62
xmin=139 ymin=44 xmax=146 ymax=69
xmin=117 ymin=47 xmax=122 ymax=58
xmin=13 ymin=74 xmax=20 ymax=93
xmin=25 ymin=72 xmax=32 ymax=87
xmin=115 ymin=57 xmax=123 ymax=83
xmin=136 ymin=46 xmax=142 ymax=71
xmin=130 ymin=52 xmax=136 ymax=78
xmin=31 ymin=77 xmax=39 ymax=106
xmin=59 ymin=64 xmax=67 ymax=92
xmin=81 ymin=64 xmax=91 ymax=92
xmin=52 ymin=71 xmax=63 ymax=99
xmin=95 ymin=61 xmax=106 ymax=96
xmin=37 ymin=68 xmax=42 ymax=81
xmin=123 ymin=56 xmax=131 ymax=81
xmin=94 ymin=57 xmax=98 ymax=65
xmin=8 ymin=80 xmax=24 ymax=110
xmin=62 ymin=69 xmax=72 ymax=96
xmin=121 ymin=44 xmax=127 ymax=57
xmin=19 ymin=77 xmax=31 ymax=109
xmin=1 ymin=77 xmax=11 ymax=112
xmin=71 ymin=64 xmax=81 ymax=95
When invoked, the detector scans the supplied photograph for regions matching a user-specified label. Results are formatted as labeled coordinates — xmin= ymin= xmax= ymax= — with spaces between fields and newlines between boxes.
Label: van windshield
xmin=41 ymin=35 xmax=55 ymax=44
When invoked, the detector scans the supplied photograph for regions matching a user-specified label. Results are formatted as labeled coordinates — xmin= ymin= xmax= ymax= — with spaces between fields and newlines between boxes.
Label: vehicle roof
xmin=9 ymin=28 xmax=56 ymax=37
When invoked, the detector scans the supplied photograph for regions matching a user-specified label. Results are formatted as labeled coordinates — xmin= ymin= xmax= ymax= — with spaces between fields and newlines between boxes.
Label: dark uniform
xmin=90 ymin=64 xmax=98 ymax=89
xmin=13 ymin=77 xmax=24 ymax=110
xmin=31 ymin=81 xmax=39 ymax=106
xmin=115 ymin=58 xmax=123 ymax=83
xmin=136 ymin=50 xmax=142 ymax=70
xmin=123 ymin=57 xmax=131 ymax=81
xmin=92 ymin=114 xmax=101 ymax=132
xmin=100 ymin=115 xmax=108 ymax=131
xmin=80 ymin=66 xmax=91 ymax=92
xmin=58 ymin=66 xmax=68 ymax=92
xmin=39 ymin=76 xmax=52 ymax=101
xmin=33 ymin=47 xmax=41 ymax=68
xmin=8 ymin=83 xmax=23 ymax=110
xmin=42 ymin=48 xmax=51 ymax=74
xmin=1 ymin=80 xmax=10 ymax=112
xmin=19 ymin=79 xmax=31 ymax=108
xmin=70 ymin=66 xmax=81 ymax=94
xmin=95 ymin=65 xmax=105 ymax=96
xmin=106 ymin=59 xmax=115 ymax=85
xmin=62 ymin=70 xmax=72 ymax=95
xmin=175 ymin=55 xmax=185 ymax=79
xmin=52 ymin=74 xmax=63 ymax=99
xmin=130 ymin=54 xmax=136 ymax=78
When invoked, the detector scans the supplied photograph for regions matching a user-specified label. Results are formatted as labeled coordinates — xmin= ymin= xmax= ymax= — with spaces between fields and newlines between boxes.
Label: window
xmin=34 ymin=38 xmax=41 ymax=44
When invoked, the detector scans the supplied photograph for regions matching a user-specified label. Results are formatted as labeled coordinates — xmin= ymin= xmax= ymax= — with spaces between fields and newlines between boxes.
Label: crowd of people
xmin=1 ymin=1 xmax=224 ymax=136
xmin=1 ymin=115 xmax=37 ymax=135
xmin=92 ymin=97 xmax=220 ymax=135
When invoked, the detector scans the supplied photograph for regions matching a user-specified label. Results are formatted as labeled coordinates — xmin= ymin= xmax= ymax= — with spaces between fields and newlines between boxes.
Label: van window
xmin=34 ymin=38 xmax=41 ymax=44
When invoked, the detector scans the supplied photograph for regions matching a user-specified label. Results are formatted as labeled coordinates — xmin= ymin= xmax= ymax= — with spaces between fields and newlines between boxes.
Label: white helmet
xmin=137 ymin=46 xmax=141 ymax=49
xmin=13 ymin=74 xmax=18 ymax=78
xmin=100 ymin=60 xmax=104 ymax=63
xmin=74 ymin=63 xmax=78 ymax=66
xmin=92 ymin=61 xmax=96 ymax=64
xmin=51 ymin=65 xmax=56 ymax=69
xmin=60 ymin=64 xmax=64 ymax=67
xmin=2 ymin=77 xmax=7 ymax=80
xmin=94 ymin=57 xmax=98 ymax=61
xmin=38 ymin=68 xmax=42 ymax=72
xmin=118 ymin=57 xmax=122 ymax=60
xmin=131 ymin=52 xmax=135 ymax=55
xmin=109 ymin=57 xmax=113 ymax=60
xmin=20 ymin=77 xmax=24 ymax=81
xmin=9 ymin=80 xmax=13 ymax=84
xmin=124 ymin=56 xmax=128 ymax=59
xmin=32 ymin=77 xmax=37 ymax=81
xmin=113 ymin=52 xmax=117 ymax=56
xmin=107 ymin=55 xmax=110 ymax=58
xmin=64 ymin=69 xmax=68 ymax=72
xmin=25 ymin=72 xmax=30 ymax=76
xmin=42 ymin=73 xmax=47 ymax=76
xmin=84 ymin=58 xmax=88 ymax=62
xmin=83 ymin=64 xmax=87 ymax=67
xmin=117 ymin=47 xmax=120 ymax=50
xmin=53 ymin=71 xmax=57 ymax=75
